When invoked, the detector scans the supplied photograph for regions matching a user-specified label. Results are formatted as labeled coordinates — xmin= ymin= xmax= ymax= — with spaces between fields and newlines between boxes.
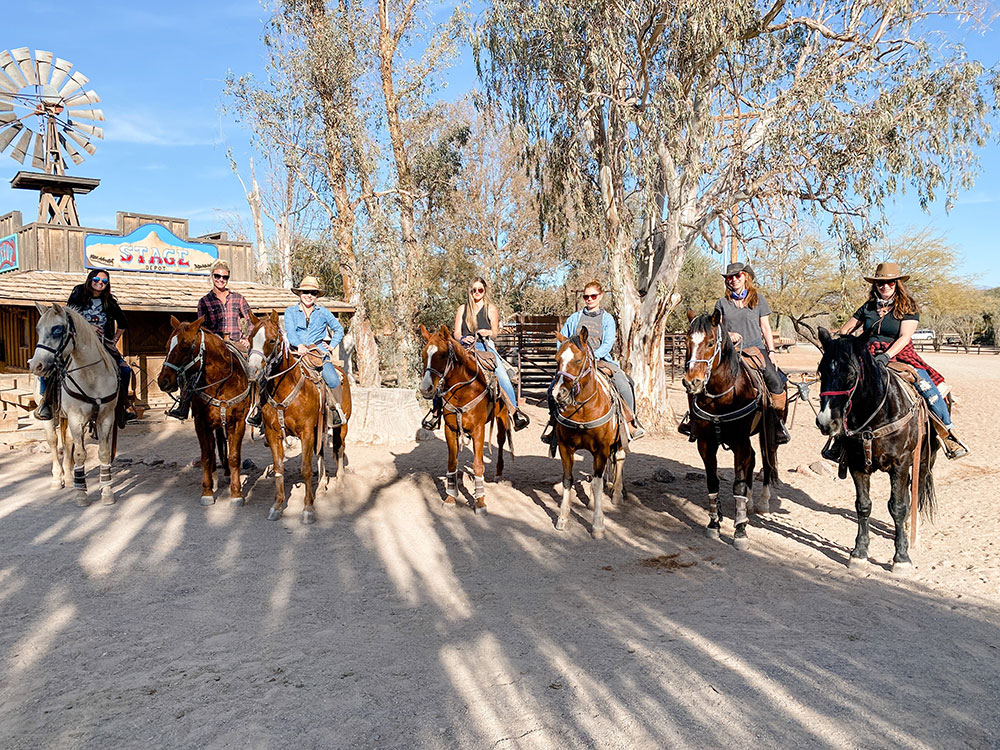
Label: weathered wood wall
xmin=0 ymin=305 xmax=37 ymax=371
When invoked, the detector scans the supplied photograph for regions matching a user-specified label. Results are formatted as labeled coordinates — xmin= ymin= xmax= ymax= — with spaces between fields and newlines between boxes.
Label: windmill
xmin=0 ymin=48 xmax=104 ymax=226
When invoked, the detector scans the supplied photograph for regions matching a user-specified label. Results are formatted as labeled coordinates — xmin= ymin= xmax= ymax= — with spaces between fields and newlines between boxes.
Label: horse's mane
xmin=691 ymin=313 xmax=741 ymax=379
xmin=58 ymin=306 xmax=114 ymax=365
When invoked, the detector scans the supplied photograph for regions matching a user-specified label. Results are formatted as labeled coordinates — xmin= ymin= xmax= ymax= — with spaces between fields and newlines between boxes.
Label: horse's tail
xmin=918 ymin=423 xmax=937 ymax=521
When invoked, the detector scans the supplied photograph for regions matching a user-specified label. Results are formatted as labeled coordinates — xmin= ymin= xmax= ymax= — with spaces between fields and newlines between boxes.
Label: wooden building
xmin=0 ymin=209 xmax=352 ymax=410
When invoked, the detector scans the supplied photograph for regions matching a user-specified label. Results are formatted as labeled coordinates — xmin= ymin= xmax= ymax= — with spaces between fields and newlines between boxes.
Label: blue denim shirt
xmin=284 ymin=303 xmax=344 ymax=354
xmin=560 ymin=309 xmax=617 ymax=362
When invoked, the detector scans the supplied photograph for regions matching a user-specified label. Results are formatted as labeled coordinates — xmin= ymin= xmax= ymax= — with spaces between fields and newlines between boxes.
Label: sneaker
xmin=775 ymin=421 xmax=791 ymax=446
xmin=512 ymin=409 xmax=530 ymax=431
xmin=421 ymin=409 xmax=441 ymax=431
xmin=821 ymin=439 xmax=841 ymax=462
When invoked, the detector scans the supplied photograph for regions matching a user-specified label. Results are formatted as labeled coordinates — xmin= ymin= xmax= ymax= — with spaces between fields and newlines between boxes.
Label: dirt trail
xmin=0 ymin=348 xmax=997 ymax=749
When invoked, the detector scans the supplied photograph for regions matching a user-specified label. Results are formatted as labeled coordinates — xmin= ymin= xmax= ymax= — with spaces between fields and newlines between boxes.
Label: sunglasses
xmin=583 ymin=293 xmax=600 ymax=300
xmin=876 ymin=280 xmax=896 ymax=287
xmin=213 ymin=273 xmax=230 ymax=280
xmin=471 ymin=287 xmax=485 ymax=293
xmin=725 ymin=274 xmax=742 ymax=280
xmin=92 ymin=278 xmax=109 ymax=285
xmin=300 ymin=291 xmax=317 ymax=296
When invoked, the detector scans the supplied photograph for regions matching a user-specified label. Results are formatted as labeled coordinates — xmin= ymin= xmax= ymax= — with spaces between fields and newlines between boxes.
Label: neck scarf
xmin=729 ymin=288 xmax=748 ymax=301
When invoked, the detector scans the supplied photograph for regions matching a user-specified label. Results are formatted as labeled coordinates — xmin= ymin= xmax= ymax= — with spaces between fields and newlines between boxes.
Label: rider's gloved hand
xmin=874 ymin=352 xmax=890 ymax=368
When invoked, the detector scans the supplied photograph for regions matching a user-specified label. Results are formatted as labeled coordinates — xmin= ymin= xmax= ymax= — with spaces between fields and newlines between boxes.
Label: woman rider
xmin=830 ymin=261 xmax=968 ymax=459
xmin=540 ymin=280 xmax=644 ymax=452
xmin=270 ymin=275 xmax=345 ymax=427
xmin=35 ymin=269 xmax=135 ymax=427
xmin=688 ymin=262 xmax=790 ymax=443
xmin=438 ymin=277 xmax=530 ymax=432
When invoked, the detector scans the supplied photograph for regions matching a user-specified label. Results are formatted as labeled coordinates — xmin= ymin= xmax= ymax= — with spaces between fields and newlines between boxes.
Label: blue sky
xmin=2 ymin=2 xmax=998 ymax=285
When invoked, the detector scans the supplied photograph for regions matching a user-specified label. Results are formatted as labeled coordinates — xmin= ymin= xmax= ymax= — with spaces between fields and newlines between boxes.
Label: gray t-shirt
xmin=713 ymin=294 xmax=771 ymax=350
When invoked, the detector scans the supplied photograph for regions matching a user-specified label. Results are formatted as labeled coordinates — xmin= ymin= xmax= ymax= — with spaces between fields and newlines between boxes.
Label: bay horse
xmin=682 ymin=310 xmax=785 ymax=550
xmin=816 ymin=328 xmax=937 ymax=573
xmin=247 ymin=310 xmax=352 ymax=524
xmin=550 ymin=327 xmax=625 ymax=539
xmin=157 ymin=316 xmax=252 ymax=507
xmin=28 ymin=303 xmax=121 ymax=506
xmin=418 ymin=324 xmax=511 ymax=513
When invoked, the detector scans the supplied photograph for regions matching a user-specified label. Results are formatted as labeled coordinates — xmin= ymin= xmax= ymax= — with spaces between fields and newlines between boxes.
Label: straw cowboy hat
xmin=292 ymin=275 xmax=325 ymax=295
xmin=722 ymin=262 xmax=755 ymax=280
xmin=864 ymin=262 xmax=910 ymax=284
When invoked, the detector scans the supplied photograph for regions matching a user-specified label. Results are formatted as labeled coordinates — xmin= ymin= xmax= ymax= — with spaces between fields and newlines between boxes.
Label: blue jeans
xmin=915 ymin=368 xmax=950 ymax=424
xmin=322 ymin=361 xmax=341 ymax=389
xmin=475 ymin=341 xmax=517 ymax=408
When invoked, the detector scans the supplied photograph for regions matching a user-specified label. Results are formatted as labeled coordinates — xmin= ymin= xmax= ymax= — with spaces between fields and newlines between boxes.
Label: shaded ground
xmin=0 ymin=348 xmax=997 ymax=749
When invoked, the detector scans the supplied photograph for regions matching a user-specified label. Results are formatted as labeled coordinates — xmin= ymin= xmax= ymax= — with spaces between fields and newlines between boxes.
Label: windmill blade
xmin=0 ymin=72 xmax=17 ymax=95
xmin=63 ymin=89 xmax=101 ymax=108
xmin=0 ymin=111 xmax=17 ymax=125
xmin=10 ymin=127 xmax=32 ymax=163
xmin=48 ymin=57 xmax=72 ymax=90
xmin=66 ymin=128 xmax=97 ymax=155
xmin=59 ymin=132 xmax=86 ymax=165
xmin=0 ymin=122 xmax=23 ymax=152
xmin=11 ymin=48 xmax=37 ymax=86
xmin=31 ymin=132 xmax=44 ymax=169
xmin=68 ymin=107 xmax=105 ymax=122
xmin=0 ymin=97 xmax=13 ymax=111
xmin=35 ymin=50 xmax=53 ymax=86
xmin=58 ymin=70 xmax=89 ymax=99
xmin=68 ymin=120 xmax=103 ymax=140
xmin=0 ymin=50 xmax=27 ymax=88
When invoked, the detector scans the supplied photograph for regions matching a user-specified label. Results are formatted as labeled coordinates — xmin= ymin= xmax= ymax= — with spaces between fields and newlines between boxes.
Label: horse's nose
xmin=683 ymin=377 xmax=702 ymax=394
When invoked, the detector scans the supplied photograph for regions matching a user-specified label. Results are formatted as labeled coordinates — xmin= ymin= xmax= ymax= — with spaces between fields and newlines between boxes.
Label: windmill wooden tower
xmin=0 ymin=48 xmax=104 ymax=226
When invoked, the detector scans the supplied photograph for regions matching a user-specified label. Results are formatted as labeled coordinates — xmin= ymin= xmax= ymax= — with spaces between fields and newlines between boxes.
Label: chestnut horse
xmin=157 ymin=316 xmax=252 ymax=507
xmin=683 ymin=310 xmax=785 ymax=550
xmin=247 ymin=311 xmax=352 ymax=524
xmin=418 ymin=324 xmax=511 ymax=513
xmin=550 ymin=328 xmax=625 ymax=539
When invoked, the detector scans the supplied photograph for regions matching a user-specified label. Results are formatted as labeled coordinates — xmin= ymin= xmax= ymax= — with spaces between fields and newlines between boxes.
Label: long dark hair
xmin=865 ymin=278 xmax=918 ymax=317
xmin=68 ymin=269 xmax=116 ymax=309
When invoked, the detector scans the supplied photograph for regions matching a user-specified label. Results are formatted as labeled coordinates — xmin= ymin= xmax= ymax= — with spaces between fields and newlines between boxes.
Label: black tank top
xmin=461 ymin=304 xmax=491 ymax=338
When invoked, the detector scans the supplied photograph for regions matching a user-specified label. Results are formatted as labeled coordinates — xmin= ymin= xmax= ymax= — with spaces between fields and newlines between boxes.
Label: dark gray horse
xmin=816 ymin=328 xmax=938 ymax=573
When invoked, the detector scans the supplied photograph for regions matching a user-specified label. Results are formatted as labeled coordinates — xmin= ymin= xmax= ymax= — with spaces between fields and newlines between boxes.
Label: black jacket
xmin=67 ymin=284 xmax=128 ymax=342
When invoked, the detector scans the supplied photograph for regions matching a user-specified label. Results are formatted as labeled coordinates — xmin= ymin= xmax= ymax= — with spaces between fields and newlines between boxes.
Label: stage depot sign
xmin=0 ymin=233 xmax=17 ymax=274
xmin=85 ymin=224 xmax=219 ymax=275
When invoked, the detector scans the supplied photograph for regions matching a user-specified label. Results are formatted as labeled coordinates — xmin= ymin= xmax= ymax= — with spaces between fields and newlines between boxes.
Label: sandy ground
xmin=1 ymin=347 xmax=998 ymax=749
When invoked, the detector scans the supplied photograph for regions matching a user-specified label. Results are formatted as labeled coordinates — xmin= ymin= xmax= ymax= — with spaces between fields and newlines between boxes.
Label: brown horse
xmin=247 ymin=311 xmax=352 ymax=524
xmin=418 ymin=324 xmax=511 ymax=513
xmin=550 ymin=328 xmax=625 ymax=539
xmin=682 ymin=310 xmax=786 ymax=550
xmin=157 ymin=316 xmax=252 ymax=507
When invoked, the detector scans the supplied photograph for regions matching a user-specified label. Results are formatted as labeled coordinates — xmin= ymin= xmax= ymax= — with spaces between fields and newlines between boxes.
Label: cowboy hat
xmin=292 ymin=275 xmax=325 ymax=295
xmin=863 ymin=262 xmax=909 ymax=283
xmin=722 ymin=262 xmax=755 ymax=280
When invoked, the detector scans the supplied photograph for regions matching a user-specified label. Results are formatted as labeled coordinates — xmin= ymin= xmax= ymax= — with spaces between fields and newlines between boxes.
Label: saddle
xmin=594 ymin=361 xmax=634 ymax=451
xmin=887 ymin=360 xmax=918 ymax=383
xmin=224 ymin=340 xmax=251 ymax=374
xmin=740 ymin=347 xmax=787 ymax=413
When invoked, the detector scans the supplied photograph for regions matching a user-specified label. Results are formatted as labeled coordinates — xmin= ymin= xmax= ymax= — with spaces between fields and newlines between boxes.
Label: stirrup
xmin=943 ymin=432 xmax=969 ymax=460
xmin=677 ymin=413 xmax=691 ymax=436
xmin=512 ymin=409 xmax=530 ymax=431
xmin=34 ymin=403 xmax=54 ymax=421
xmin=421 ymin=408 xmax=441 ymax=431
xmin=775 ymin=420 xmax=791 ymax=446
xmin=821 ymin=438 xmax=841 ymax=462
xmin=540 ymin=422 xmax=557 ymax=445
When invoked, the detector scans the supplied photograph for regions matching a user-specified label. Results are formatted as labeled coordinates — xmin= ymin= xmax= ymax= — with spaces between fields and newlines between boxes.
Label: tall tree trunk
xmin=248 ymin=159 xmax=269 ymax=283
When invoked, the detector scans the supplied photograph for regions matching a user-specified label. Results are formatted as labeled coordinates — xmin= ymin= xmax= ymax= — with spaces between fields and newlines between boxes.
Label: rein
xmin=424 ymin=341 xmax=494 ymax=443
xmin=258 ymin=332 xmax=324 ymax=441
xmin=165 ymin=330 xmax=250 ymax=429
xmin=552 ymin=343 xmax=616 ymax=431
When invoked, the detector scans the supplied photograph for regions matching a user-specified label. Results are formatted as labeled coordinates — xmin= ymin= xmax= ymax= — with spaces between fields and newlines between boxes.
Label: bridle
xmin=554 ymin=340 xmax=599 ymax=408
xmin=162 ymin=330 xmax=206 ymax=390
xmin=685 ymin=324 xmax=724 ymax=392
xmin=552 ymin=339 xmax=615 ymax=429
xmin=820 ymin=355 xmax=889 ymax=439
xmin=163 ymin=328 xmax=249 ymax=428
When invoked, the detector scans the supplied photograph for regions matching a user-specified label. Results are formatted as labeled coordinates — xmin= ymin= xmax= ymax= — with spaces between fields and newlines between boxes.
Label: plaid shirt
xmin=197 ymin=290 xmax=251 ymax=342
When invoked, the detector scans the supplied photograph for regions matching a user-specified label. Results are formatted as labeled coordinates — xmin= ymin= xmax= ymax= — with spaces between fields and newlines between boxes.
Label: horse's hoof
xmin=267 ymin=507 xmax=283 ymax=521
xmin=443 ymin=495 xmax=457 ymax=505
xmin=755 ymin=500 xmax=770 ymax=514
xmin=733 ymin=536 xmax=750 ymax=551
xmin=75 ymin=492 xmax=89 ymax=507
xmin=592 ymin=527 xmax=605 ymax=540
xmin=848 ymin=557 xmax=870 ymax=575
xmin=199 ymin=495 xmax=215 ymax=506
xmin=301 ymin=510 xmax=315 ymax=525
xmin=555 ymin=518 xmax=567 ymax=531
xmin=891 ymin=561 xmax=913 ymax=575
xmin=101 ymin=492 xmax=116 ymax=506
xmin=50 ymin=480 xmax=63 ymax=490
xmin=706 ymin=527 xmax=720 ymax=540
xmin=230 ymin=496 xmax=245 ymax=507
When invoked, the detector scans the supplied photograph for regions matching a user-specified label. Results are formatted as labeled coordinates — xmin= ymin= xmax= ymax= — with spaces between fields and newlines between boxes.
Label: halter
xmin=162 ymin=330 xmax=206 ymax=387
xmin=33 ymin=312 xmax=77 ymax=366
xmin=552 ymin=340 xmax=616 ymax=430
xmin=554 ymin=339 xmax=597 ymax=405
xmin=685 ymin=324 xmax=723 ymax=386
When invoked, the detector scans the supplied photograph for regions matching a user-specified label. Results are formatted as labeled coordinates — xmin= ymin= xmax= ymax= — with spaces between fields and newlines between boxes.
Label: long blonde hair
xmin=463 ymin=277 xmax=494 ymax=336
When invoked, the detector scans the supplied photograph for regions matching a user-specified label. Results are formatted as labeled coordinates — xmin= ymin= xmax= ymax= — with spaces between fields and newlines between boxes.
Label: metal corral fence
xmin=912 ymin=342 xmax=999 ymax=355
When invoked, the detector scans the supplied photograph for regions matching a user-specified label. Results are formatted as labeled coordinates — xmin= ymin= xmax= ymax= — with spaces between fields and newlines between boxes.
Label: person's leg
xmin=323 ymin=361 xmax=343 ymax=427
xmin=540 ymin=379 xmax=558 ymax=452
xmin=34 ymin=375 xmax=54 ymax=420
xmin=487 ymin=345 xmax=528 ymax=430
xmin=607 ymin=361 xmax=644 ymax=439
xmin=762 ymin=357 xmax=790 ymax=445
xmin=915 ymin=369 xmax=967 ymax=458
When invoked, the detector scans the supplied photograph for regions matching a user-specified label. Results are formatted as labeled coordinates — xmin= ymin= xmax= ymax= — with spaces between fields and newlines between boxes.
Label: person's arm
xmin=840 ymin=317 xmax=862 ymax=336
xmin=592 ymin=313 xmax=616 ymax=360
xmin=760 ymin=314 xmax=777 ymax=365
xmin=454 ymin=305 xmax=466 ymax=342
xmin=325 ymin=309 xmax=344 ymax=352
xmin=111 ymin=300 xmax=128 ymax=344
xmin=559 ymin=312 xmax=577 ymax=338
xmin=238 ymin=296 xmax=251 ymax=339
xmin=197 ymin=296 xmax=209 ymax=321
xmin=284 ymin=306 xmax=304 ymax=348
xmin=886 ymin=319 xmax=918 ymax=359
xmin=716 ymin=299 xmax=741 ymax=344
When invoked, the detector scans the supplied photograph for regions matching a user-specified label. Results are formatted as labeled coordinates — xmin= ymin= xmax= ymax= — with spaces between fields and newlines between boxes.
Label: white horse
xmin=28 ymin=303 xmax=120 ymax=506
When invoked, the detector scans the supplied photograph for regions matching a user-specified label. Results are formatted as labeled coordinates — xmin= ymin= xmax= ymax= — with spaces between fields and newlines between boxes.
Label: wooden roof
xmin=0 ymin=271 xmax=354 ymax=314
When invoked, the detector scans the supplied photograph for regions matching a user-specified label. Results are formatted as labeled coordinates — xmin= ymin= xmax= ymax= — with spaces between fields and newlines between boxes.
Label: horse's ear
xmin=34 ymin=301 xmax=48 ymax=316
xmin=686 ymin=308 xmax=695 ymax=322
xmin=579 ymin=326 xmax=589 ymax=345
xmin=556 ymin=332 xmax=567 ymax=342
xmin=269 ymin=309 xmax=280 ymax=325
xmin=169 ymin=315 xmax=181 ymax=329
xmin=711 ymin=307 xmax=722 ymax=327
xmin=191 ymin=316 xmax=205 ymax=333
xmin=420 ymin=324 xmax=431 ymax=341
xmin=438 ymin=324 xmax=450 ymax=338
xmin=248 ymin=310 xmax=259 ymax=327
xmin=818 ymin=327 xmax=832 ymax=350
xmin=51 ymin=302 xmax=62 ymax=315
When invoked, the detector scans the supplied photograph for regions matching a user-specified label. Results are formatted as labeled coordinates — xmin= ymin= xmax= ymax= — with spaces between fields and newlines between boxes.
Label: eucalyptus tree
xmin=478 ymin=0 xmax=996 ymax=425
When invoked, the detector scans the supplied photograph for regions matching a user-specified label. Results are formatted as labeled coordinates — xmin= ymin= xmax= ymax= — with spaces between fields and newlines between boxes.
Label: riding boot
xmin=775 ymin=418 xmax=791 ymax=446
xmin=942 ymin=427 xmax=969 ymax=460
xmin=166 ymin=396 xmax=191 ymax=421
xmin=821 ymin=436 xmax=842 ymax=462
xmin=677 ymin=411 xmax=696 ymax=442
xmin=327 ymin=400 xmax=344 ymax=429
xmin=540 ymin=417 xmax=558 ymax=457
xmin=421 ymin=404 xmax=441 ymax=431
xmin=34 ymin=383 xmax=55 ymax=421
xmin=246 ymin=405 xmax=263 ymax=428
xmin=630 ymin=415 xmax=645 ymax=441
xmin=116 ymin=375 xmax=135 ymax=429
xmin=512 ymin=408 xmax=530 ymax=431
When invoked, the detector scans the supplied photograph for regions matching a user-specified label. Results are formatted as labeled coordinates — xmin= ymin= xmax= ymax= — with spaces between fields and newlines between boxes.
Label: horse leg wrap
xmin=708 ymin=493 xmax=720 ymax=524
xmin=734 ymin=496 xmax=749 ymax=526
xmin=73 ymin=466 xmax=87 ymax=491
xmin=474 ymin=475 xmax=486 ymax=499
xmin=446 ymin=471 xmax=458 ymax=498
xmin=99 ymin=464 xmax=112 ymax=487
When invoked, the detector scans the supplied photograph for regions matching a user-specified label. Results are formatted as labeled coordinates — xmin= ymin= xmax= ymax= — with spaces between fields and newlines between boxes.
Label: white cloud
xmin=103 ymin=112 xmax=219 ymax=147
